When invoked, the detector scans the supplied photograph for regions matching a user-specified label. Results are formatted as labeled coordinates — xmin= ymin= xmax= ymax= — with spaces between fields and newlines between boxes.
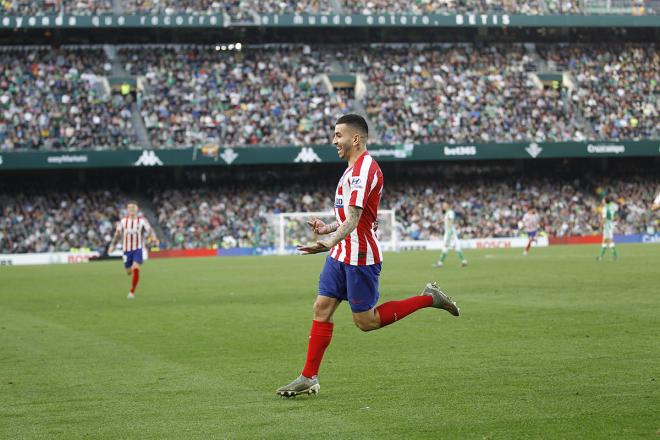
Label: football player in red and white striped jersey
xmin=522 ymin=207 xmax=541 ymax=256
xmin=276 ymin=114 xmax=460 ymax=397
xmin=109 ymin=201 xmax=159 ymax=299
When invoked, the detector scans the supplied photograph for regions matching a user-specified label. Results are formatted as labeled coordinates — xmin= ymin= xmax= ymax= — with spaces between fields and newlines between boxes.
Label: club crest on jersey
xmin=350 ymin=177 xmax=363 ymax=189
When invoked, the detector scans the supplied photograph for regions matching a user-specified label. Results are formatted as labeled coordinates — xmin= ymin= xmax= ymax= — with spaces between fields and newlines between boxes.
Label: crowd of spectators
xmin=151 ymin=184 xmax=328 ymax=249
xmin=0 ymin=190 xmax=121 ymax=253
xmin=5 ymin=0 xmax=660 ymax=16
xmin=121 ymin=0 xmax=253 ymax=20
xmin=0 ymin=44 xmax=657 ymax=151
xmin=145 ymin=176 xmax=660 ymax=248
xmin=120 ymin=0 xmax=329 ymax=15
xmin=1 ymin=0 xmax=113 ymax=15
xmin=117 ymin=43 xmax=657 ymax=148
xmin=349 ymin=0 xmax=547 ymax=15
xmin=0 ymin=0 xmax=558 ymax=15
xmin=121 ymin=46 xmax=348 ymax=148
xmin=539 ymin=44 xmax=660 ymax=140
xmin=0 ymin=48 xmax=137 ymax=151
xmin=352 ymin=44 xmax=585 ymax=144
xmin=2 ymin=174 xmax=657 ymax=253
xmin=393 ymin=176 xmax=658 ymax=241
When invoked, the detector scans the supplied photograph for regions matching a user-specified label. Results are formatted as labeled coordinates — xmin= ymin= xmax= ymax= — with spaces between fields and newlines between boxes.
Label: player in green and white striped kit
xmin=434 ymin=202 xmax=467 ymax=267
xmin=597 ymin=196 xmax=618 ymax=261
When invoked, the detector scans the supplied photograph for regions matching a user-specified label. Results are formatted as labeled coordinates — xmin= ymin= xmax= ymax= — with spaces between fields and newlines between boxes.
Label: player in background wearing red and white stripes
xmin=276 ymin=114 xmax=460 ymax=397
xmin=522 ymin=207 xmax=541 ymax=256
xmin=108 ymin=201 xmax=159 ymax=299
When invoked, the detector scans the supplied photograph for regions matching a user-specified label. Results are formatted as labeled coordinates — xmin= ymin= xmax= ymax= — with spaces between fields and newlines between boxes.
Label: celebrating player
xmin=652 ymin=190 xmax=660 ymax=212
xmin=434 ymin=201 xmax=467 ymax=267
xmin=597 ymin=196 xmax=618 ymax=261
xmin=276 ymin=114 xmax=460 ymax=398
xmin=522 ymin=207 xmax=540 ymax=256
xmin=108 ymin=201 xmax=159 ymax=299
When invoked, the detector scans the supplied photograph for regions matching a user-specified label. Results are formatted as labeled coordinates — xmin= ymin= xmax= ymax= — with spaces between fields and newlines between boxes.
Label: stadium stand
xmin=538 ymin=44 xmax=660 ymax=140
xmin=355 ymin=44 xmax=585 ymax=144
xmin=0 ymin=48 xmax=137 ymax=151
xmin=2 ymin=175 xmax=657 ymax=253
xmin=349 ymin=0 xmax=547 ymax=14
xmin=3 ymin=43 xmax=656 ymax=151
xmin=120 ymin=46 xmax=348 ymax=148
xmin=121 ymin=0 xmax=330 ymax=15
xmin=0 ymin=0 xmax=113 ymax=15
xmin=3 ymin=0 xmax=660 ymax=15
xmin=0 ymin=189 xmax=123 ymax=253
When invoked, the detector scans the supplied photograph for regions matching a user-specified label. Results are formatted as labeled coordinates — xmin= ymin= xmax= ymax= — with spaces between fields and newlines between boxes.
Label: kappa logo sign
xmin=293 ymin=147 xmax=322 ymax=163
xmin=220 ymin=148 xmax=238 ymax=165
xmin=134 ymin=150 xmax=164 ymax=166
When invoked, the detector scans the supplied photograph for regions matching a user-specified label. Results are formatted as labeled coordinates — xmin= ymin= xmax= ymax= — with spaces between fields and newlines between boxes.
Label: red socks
xmin=300 ymin=296 xmax=434 ymax=377
xmin=376 ymin=295 xmax=433 ymax=327
xmin=301 ymin=320 xmax=334 ymax=379
xmin=130 ymin=268 xmax=140 ymax=294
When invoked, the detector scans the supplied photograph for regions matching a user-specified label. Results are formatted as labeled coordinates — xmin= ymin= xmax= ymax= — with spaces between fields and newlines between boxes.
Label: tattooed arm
xmin=307 ymin=218 xmax=339 ymax=235
xmin=298 ymin=207 xmax=362 ymax=255
xmin=325 ymin=206 xmax=361 ymax=247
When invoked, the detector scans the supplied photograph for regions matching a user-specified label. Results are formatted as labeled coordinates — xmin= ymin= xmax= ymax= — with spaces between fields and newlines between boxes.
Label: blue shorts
xmin=318 ymin=256 xmax=381 ymax=313
xmin=123 ymin=249 xmax=143 ymax=269
xmin=527 ymin=230 xmax=537 ymax=239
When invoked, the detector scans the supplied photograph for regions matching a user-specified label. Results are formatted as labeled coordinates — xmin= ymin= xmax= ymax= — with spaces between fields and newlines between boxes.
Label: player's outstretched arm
xmin=108 ymin=228 xmax=121 ymax=253
xmin=298 ymin=207 xmax=362 ymax=255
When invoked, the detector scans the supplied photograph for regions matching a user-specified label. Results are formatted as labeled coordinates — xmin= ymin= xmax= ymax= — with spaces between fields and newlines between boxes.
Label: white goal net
xmin=269 ymin=209 xmax=398 ymax=255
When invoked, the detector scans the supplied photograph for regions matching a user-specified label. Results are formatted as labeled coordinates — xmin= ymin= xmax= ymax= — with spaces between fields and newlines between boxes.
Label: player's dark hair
xmin=127 ymin=200 xmax=139 ymax=206
xmin=603 ymin=196 xmax=610 ymax=204
xmin=336 ymin=114 xmax=369 ymax=137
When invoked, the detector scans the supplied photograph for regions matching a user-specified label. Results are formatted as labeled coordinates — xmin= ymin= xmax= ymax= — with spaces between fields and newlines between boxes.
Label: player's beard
xmin=336 ymin=141 xmax=350 ymax=160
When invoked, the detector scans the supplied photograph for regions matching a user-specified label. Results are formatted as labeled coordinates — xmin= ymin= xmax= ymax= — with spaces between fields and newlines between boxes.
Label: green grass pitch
xmin=1 ymin=244 xmax=658 ymax=439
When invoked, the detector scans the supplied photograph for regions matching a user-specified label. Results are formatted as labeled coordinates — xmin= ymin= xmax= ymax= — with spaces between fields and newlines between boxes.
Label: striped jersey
xmin=522 ymin=212 xmax=540 ymax=232
xmin=329 ymin=151 xmax=383 ymax=266
xmin=444 ymin=209 xmax=457 ymax=237
xmin=117 ymin=216 xmax=151 ymax=252
xmin=602 ymin=203 xmax=617 ymax=228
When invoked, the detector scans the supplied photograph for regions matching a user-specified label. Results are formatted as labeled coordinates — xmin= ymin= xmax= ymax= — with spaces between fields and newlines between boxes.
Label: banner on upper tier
xmin=1 ymin=140 xmax=660 ymax=170
xmin=0 ymin=14 xmax=658 ymax=29
xmin=0 ymin=251 xmax=100 ymax=266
